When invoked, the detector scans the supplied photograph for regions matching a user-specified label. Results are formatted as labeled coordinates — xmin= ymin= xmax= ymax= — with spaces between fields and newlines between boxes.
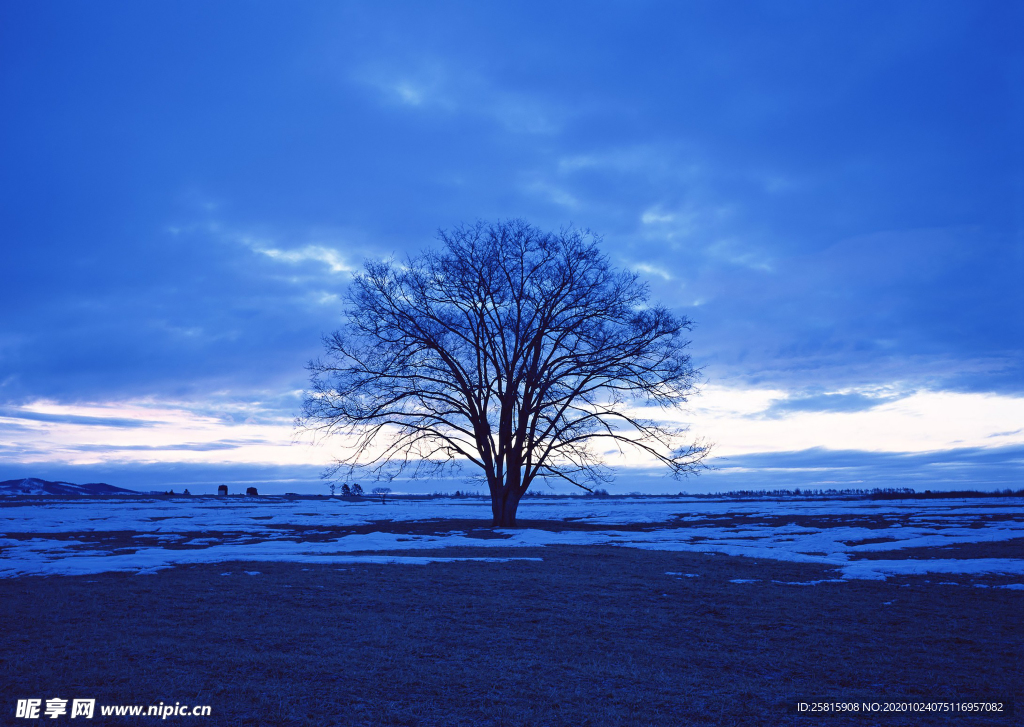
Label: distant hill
xmin=0 ymin=478 xmax=140 ymax=496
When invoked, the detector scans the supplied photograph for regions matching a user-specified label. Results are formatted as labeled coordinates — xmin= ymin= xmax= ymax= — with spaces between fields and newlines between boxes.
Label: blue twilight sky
xmin=1 ymin=1 xmax=1022 ymax=493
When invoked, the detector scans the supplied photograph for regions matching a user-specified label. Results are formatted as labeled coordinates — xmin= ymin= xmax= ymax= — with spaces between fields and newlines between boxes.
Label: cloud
xmin=0 ymin=408 xmax=158 ymax=428
xmin=0 ymin=400 xmax=332 ymax=468
xmin=761 ymin=391 xmax=905 ymax=417
xmin=68 ymin=439 xmax=266 ymax=452
xmin=253 ymin=244 xmax=355 ymax=274
xmin=525 ymin=135 xmax=1020 ymax=396
xmin=194 ymin=223 xmax=359 ymax=277
xmin=631 ymin=262 xmax=674 ymax=281
xmin=558 ymin=146 xmax=703 ymax=180
xmin=355 ymin=59 xmax=452 ymax=110
xmin=522 ymin=180 xmax=580 ymax=208
xmin=355 ymin=60 xmax=565 ymax=134
xmin=0 ymin=213 xmax=351 ymax=407
xmin=700 ymin=444 xmax=1024 ymax=492
xmin=392 ymin=80 xmax=429 ymax=107
xmin=681 ymin=385 xmax=1024 ymax=457
xmin=1 ymin=1 xmax=1019 ymax=487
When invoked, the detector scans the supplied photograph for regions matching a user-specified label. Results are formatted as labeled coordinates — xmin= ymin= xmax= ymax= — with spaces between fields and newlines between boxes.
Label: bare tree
xmin=301 ymin=220 xmax=709 ymax=526
xmin=371 ymin=486 xmax=392 ymax=504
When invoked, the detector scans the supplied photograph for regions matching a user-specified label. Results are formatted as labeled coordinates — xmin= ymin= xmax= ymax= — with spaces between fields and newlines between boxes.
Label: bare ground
xmin=1 ymin=545 xmax=1020 ymax=726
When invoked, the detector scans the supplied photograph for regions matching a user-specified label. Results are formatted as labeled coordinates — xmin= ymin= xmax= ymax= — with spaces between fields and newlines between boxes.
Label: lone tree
xmin=301 ymin=220 xmax=708 ymax=526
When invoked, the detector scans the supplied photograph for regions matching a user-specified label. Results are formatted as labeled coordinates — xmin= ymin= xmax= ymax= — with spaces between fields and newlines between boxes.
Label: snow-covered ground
xmin=0 ymin=496 xmax=1021 ymax=581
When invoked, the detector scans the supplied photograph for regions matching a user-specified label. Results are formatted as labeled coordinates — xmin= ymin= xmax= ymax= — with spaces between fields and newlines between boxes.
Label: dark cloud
xmin=697 ymin=445 xmax=1024 ymax=492
xmin=67 ymin=439 xmax=266 ymax=452
xmin=0 ymin=2 xmax=1020 ymax=483
xmin=760 ymin=392 xmax=905 ymax=417
xmin=0 ymin=409 xmax=158 ymax=428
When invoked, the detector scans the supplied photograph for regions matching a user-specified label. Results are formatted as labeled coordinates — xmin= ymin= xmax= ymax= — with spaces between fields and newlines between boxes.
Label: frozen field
xmin=1 ymin=495 xmax=1021 ymax=581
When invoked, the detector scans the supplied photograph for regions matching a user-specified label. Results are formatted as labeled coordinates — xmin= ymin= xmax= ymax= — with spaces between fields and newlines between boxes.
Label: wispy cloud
xmin=0 ymin=400 xmax=333 ymax=468
xmin=522 ymin=179 xmax=580 ymax=208
xmin=253 ymin=243 xmax=355 ymax=274
xmin=631 ymin=262 xmax=674 ymax=281
xmin=0 ymin=408 xmax=158 ymax=428
xmin=637 ymin=204 xmax=773 ymax=272
xmin=69 ymin=439 xmax=266 ymax=452
xmin=355 ymin=60 xmax=565 ymax=134
xmin=557 ymin=146 xmax=703 ymax=179
xmin=683 ymin=386 xmax=1024 ymax=457
xmin=701 ymin=444 xmax=1024 ymax=492
xmin=761 ymin=390 xmax=906 ymax=417
xmin=171 ymin=221 xmax=359 ymax=277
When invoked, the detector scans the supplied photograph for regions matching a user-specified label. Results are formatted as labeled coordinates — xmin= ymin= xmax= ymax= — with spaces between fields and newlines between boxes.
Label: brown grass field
xmin=1 ymin=544 xmax=1021 ymax=726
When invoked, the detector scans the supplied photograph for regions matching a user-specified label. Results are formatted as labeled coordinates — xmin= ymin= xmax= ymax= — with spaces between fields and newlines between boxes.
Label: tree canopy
xmin=301 ymin=220 xmax=708 ymax=525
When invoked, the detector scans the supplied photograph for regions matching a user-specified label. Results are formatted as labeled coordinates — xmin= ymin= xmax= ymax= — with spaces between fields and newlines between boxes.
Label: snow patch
xmin=1 ymin=496 xmax=1020 ymax=579
xmin=840 ymin=558 xmax=1024 ymax=581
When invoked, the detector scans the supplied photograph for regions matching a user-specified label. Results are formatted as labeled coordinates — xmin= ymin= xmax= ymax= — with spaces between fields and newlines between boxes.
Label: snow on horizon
xmin=0 ymin=496 xmax=1021 ymax=582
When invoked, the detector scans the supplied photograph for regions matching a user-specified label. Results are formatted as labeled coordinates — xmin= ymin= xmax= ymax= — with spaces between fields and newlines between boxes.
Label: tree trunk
xmin=491 ymin=487 xmax=521 ymax=527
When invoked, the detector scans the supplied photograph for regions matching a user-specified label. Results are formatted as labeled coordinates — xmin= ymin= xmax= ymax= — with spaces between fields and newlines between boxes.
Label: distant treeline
xmin=368 ymin=487 xmax=1023 ymax=500
xmin=677 ymin=487 xmax=1024 ymax=499
xmin=534 ymin=487 xmax=1023 ymax=499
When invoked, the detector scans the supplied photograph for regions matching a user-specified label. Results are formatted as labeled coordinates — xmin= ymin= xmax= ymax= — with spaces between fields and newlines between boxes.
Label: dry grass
xmin=1 ymin=546 xmax=1020 ymax=726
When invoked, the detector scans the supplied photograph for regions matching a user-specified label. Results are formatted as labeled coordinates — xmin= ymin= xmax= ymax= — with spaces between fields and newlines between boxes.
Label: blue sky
xmin=1 ymin=1 xmax=1022 ymax=493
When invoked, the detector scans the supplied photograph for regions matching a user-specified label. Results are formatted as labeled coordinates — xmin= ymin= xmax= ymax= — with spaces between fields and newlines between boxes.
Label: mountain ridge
xmin=0 ymin=478 xmax=140 ymax=496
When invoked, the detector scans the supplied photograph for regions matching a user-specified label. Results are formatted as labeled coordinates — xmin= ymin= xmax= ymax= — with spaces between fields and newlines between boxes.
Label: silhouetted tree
xmin=301 ymin=220 xmax=708 ymax=526
xmin=371 ymin=486 xmax=392 ymax=504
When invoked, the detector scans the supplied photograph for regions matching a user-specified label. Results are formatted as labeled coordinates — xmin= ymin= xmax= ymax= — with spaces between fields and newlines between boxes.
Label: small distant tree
xmin=340 ymin=483 xmax=352 ymax=497
xmin=301 ymin=220 xmax=709 ymax=526
xmin=371 ymin=486 xmax=392 ymax=504
xmin=351 ymin=483 xmax=364 ymax=496
xmin=328 ymin=483 xmax=336 ymax=496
